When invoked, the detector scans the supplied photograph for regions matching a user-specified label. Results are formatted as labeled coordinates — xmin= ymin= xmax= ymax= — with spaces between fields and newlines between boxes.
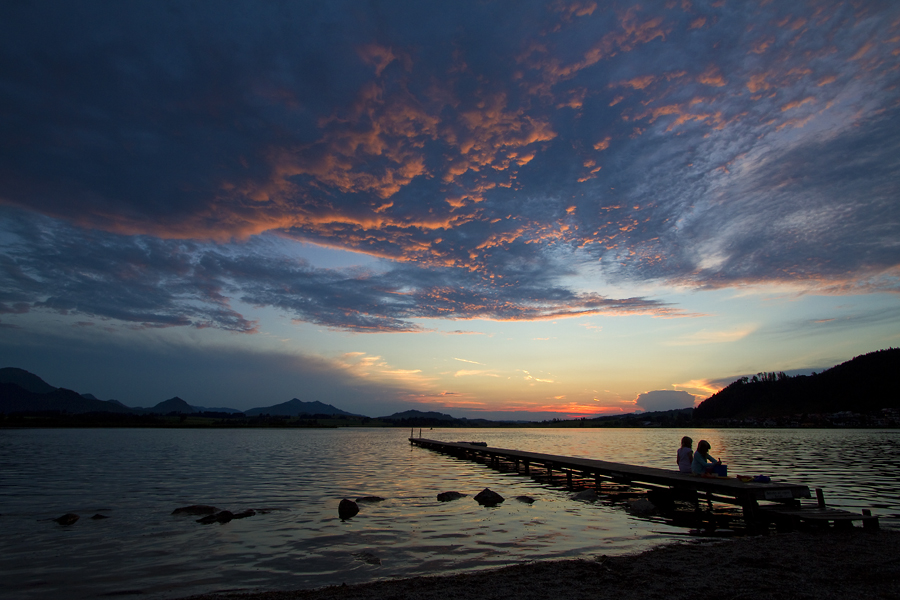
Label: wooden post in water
xmin=566 ymin=470 xmax=573 ymax=489
xmin=862 ymin=509 xmax=879 ymax=530
xmin=816 ymin=488 xmax=826 ymax=509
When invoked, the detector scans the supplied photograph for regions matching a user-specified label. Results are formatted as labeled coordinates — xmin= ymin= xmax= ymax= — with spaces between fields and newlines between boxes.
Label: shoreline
xmin=180 ymin=528 xmax=900 ymax=600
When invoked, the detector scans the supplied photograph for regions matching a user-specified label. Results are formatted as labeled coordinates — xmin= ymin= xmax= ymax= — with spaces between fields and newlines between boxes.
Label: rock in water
xmin=515 ymin=495 xmax=535 ymax=504
xmin=339 ymin=498 xmax=359 ymax=520
xmin=473 ymin=488 xmax=504 ymax=506
xmin=437 ymin=491 xmax=466 ymax=502
xmin=571 ymin=489 xmax=598 ymax=501
xmin=356 ymin=496 xmax=386 ymax=503
xmin=54 ymin=513 xmax=79 ymax=525
xmin=215 ymin=510 xmax=235 ymax=523
xmin=232 ymin=509 xmax=256 ymax=519
xmin=172 ymin=505 xmax=218 ymax=516
xmin=90 ymin=513 xmax=109 ymax=520
xmin=196 ymin=510 xmax=236 ymax=524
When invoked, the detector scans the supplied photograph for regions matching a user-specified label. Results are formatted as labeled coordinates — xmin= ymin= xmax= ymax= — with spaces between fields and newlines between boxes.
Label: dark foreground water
xmin=1 ymin=427 xmax=897 ymax=599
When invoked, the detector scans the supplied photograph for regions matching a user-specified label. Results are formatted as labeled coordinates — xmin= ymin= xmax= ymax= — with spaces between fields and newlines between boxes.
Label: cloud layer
xmin=1 ymin=0 xmax=899 ymax=334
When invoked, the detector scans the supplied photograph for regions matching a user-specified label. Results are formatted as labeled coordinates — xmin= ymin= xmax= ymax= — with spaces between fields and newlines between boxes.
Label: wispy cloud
xmin=0 ymin=0 xmax=897 ymax=337
xmin=453 ymin=358 xmax=483 ymax=365
xmin=665 ymin=325 xmax=758 ymax=346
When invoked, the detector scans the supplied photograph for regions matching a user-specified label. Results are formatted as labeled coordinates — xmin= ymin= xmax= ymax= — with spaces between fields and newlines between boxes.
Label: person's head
xmin=697 ymin=440 xmax=711 ymax=454
xmin=681 ymin=436 xmax=693 ymax=448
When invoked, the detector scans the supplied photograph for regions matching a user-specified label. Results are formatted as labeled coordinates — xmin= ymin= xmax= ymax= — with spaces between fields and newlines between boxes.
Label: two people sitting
xmin=677 ymin=436 xmax=722 ymax=476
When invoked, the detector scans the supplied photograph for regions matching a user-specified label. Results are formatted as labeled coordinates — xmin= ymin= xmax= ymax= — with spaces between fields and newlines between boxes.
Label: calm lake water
xmin=1 ymin=427 xmax=898 ymax=599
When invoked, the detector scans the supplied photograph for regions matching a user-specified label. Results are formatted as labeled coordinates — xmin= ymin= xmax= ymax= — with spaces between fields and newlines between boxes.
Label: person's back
xmin=676 ymin=436 xmax=693 ymax=473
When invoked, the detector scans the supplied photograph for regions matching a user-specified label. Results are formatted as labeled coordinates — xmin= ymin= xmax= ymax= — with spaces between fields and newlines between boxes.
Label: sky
xmin=1 ymin=0 xmax=899 ymax=419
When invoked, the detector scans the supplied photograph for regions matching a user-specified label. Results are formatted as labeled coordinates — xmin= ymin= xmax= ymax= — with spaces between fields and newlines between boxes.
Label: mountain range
xmin=0 ymin=367 xmax=362 ymax=417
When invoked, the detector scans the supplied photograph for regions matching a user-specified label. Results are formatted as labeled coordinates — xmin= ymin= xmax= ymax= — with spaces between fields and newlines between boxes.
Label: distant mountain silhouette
xmin=244 ymin=398 xmax=359 ymax=417
xmin=0 ymin=367 xmax=57 ymax=393
xmin=147 ymin=396 xmax=195 ymax=414
xmin=0 ymin=382 xmax=136 ymax=414
xmin=694 ymin=348 xmax=900 ymax=419
xmin=379 ymin=410 xmax=456 ymax=420
xmin=0 ymin=369 xmax=358 ymax=417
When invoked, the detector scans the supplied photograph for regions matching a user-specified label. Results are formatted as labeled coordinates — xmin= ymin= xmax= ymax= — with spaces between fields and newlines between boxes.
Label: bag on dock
xmin=713 ymin=464 xmax=728 ymax=477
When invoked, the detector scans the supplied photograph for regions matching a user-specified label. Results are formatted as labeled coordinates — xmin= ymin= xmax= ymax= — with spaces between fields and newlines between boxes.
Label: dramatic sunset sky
xmin=1 ymin=1 xmax=898 ymax=418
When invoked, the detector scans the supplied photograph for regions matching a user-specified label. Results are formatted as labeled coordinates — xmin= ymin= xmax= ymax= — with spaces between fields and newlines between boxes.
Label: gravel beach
xmin=180 ymin=528 xmax=900 ymax=600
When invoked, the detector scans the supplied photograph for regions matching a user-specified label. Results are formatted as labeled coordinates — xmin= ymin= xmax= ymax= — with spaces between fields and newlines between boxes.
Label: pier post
xmin=566 ymin=470 xmax=573 ymax=489
xmin=862 ymin=509 xmax=879 ymax=530
xmin=523 ymin=460 xmax=530 ymax=475
xmin=741 ymin=498 xmax=761 ymax=534
xmin=816 ymin=488 xmax=826 ymax=509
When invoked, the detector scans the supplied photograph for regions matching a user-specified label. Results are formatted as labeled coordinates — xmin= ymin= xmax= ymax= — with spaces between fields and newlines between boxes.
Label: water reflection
xmin=0 ymin=427 xmax=897 ymax=600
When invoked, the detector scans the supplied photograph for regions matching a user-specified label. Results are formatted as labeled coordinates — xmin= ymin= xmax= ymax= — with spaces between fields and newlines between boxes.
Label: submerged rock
xmin=571 ymin=489 xmax=598 ymax=502
xmin=437 ymin=491 xmax=466 ymax=502
xmin=90 ymin=513 xmax=110 ymax=520
xmin=514 ymin=495 xmax=535 ymax=504
xmin=232 ymin=509 xmax=256 ymax=519
xmin=356 ymin=496 xmax=386 ymax=503
xmin=172 ymin=505 xmax=218 ymax=516
xmin=196 ymin=510 xmax=235 ymax=524
xmin=474 ymin=488 xmax=504 ymax=506
xmin=54 ymin=513 xmax=79 ymax=526
xmin=338 ymin=498 xmax=359 ymax=520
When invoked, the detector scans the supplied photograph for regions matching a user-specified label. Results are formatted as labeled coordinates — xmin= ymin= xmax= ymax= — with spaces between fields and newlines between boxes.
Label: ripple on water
xmin=0 ymin=427 xmax=897 ymax=600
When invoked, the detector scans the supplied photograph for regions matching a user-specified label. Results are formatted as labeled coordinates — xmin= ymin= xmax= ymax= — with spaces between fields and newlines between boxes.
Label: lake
xmin=1 ymin=427 xmax=898 ymax=599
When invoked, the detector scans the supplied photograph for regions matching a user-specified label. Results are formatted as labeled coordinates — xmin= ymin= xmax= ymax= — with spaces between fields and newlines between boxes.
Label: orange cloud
xmin=850 ymin=42 xmax=873 ymax=61
xmin=781 ymin=96 xmax=815 ymax=112
xmin=697 ymin=65 xmax=727 ymax=87
xmin=746 ymin=73 xmax=772 ymax=93
xmin=614 ymin=74 xmax=657 ymax=90
xmin=750 ymin=36 xmax=774 ymax=54
xmin=357 ymin=43 xmax=398 ymax=76
xmin=593 ymin=136 xmax=611 ymax=151
xmin=523 ymin=6 xmax=670 ymax=87
xmin=553 ymin=0 xmax=597 ymax=21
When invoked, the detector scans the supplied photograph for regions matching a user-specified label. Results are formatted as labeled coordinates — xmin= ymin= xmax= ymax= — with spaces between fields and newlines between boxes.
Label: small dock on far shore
xmin=409 ymin=437 xmax=879 ymax=531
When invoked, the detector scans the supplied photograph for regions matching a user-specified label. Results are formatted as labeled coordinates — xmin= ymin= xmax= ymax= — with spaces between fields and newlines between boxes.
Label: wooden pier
xmin=410 ymin=437 xmax=879 ymax=531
